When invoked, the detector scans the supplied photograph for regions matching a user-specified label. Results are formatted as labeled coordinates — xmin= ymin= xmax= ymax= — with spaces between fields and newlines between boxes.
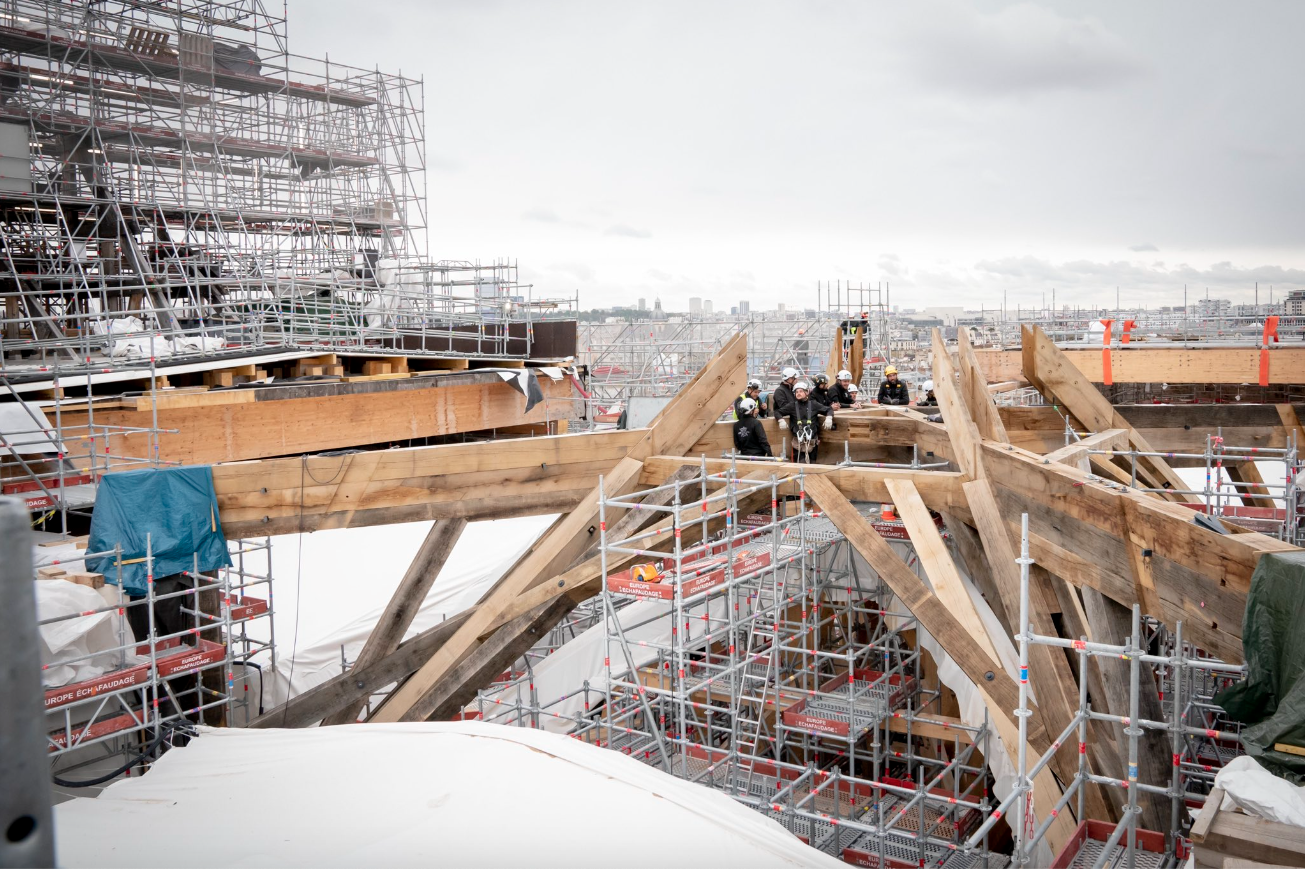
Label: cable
xmin=51 ymin=727 xmax=169 ymax=788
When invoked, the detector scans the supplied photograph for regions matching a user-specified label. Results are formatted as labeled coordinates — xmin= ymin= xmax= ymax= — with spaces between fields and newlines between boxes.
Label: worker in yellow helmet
xmin=876 ymin=365 xmax=910 ymax=406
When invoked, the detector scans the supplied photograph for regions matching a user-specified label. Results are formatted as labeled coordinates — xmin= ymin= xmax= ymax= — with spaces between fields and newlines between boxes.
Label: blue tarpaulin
xmin=87 ymin=466 xmax=232 ymax=595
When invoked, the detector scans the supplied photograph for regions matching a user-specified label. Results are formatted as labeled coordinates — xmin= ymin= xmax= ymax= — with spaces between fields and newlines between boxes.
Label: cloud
xmin=878 ymin=254 xmax=903 ymax=277
xmin=605 ymin=224 xmax=652 ymax=239
xmin=1129 ymin=243 xmax=1159 ymax=252
xmin=521 ymin=208 xmax=562 ymax=223
xmin=972 ymin=255 xmax=1305 ymax=293
xmin=896 ymin=3 xmax=1146 ymax=97
xmin=647 ymin=268 xmax=672 ymax=282
xmin=548 ymin=262 xmax=595 ymax=282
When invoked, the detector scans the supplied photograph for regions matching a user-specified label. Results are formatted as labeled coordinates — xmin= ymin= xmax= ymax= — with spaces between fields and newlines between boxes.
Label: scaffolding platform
xmin=1049 ymin=821 xmax=1174 ymax=869
xmin=782 ymin=670 xmax=917 ymax=738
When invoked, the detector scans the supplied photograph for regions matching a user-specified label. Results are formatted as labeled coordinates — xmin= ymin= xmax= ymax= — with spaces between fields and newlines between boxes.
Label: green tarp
xmin=1217 ymin=550 xmax=1305 ymax=783
xmin=87 ymin=466 xmax=232 ymax=595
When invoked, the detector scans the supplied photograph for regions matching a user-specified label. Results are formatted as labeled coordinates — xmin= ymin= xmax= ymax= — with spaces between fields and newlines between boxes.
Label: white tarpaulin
xmin=255 ymin=515 xmax=557 ymax=709
xmin=54 ymin=723 xmax=840 ymax=868
xmin=36 ymin=580 xmax=136 ymax=688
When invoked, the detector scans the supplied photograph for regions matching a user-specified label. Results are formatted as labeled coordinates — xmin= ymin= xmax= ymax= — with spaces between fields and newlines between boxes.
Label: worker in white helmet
xmin=830 ymin=369 xmax=855 ymax=408
xmin=733 ymin=378 xmax=765 ymax=420
xmin=918 ymin=379 xmax=938 ymax=407
xmin=876 ymin=365 xmax=909 ymax=406
xmin=784 ymin=379 xmax=834 ymax=463
xmin=847 ymin=383 xmax=862 ymax=408
xmin=732 ymin=397 xmax=772 ymax=457
xmin=772 ymin=366 xmax=799 ymax=420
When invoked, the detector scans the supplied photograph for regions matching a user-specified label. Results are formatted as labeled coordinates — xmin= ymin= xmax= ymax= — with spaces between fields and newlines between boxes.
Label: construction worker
xmin=772 ymin=367 xmax=799 ymax=419
xmin=876 ymin=365 xmax=910 ymax=406
xmin=779 ymin=380 xmax=833 ymax=463
xmin=918 ymin=379 xmax=938 ymax=407
xmin=733 ymin=378 xmax=764 ymax=420
xmin=810 ymin=373 xmax=834 ymax=408
xmin=830 ymin=369 xmax=856 ymax=408
xmin=732 ymin=397 xmax=772 ymax=457
xmin=846 ymin=383 xmax=862 ymax=408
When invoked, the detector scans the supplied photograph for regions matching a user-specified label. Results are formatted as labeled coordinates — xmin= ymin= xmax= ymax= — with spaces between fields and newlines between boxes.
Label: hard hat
xmin=747 ymin=378 xmax=762 ymax=390
xmin=922 ymin=379 xmax=935 ymax=392
xmin=814 ymin=373 xmax=829 ymax=385
xmin=794 ymin=380 xmax=810 ymax=392
xmin=738 ymin=397 xmax=757 ymax=415
xmin=884 ymin=365 xmax=898 ymax=376
xmin=782 ymin=366 xmax=798 ymax=380
xmin=837 ymin=369 xmax=852 ymax=381
xmin=848 ymin=384 xmax=860 ymax=393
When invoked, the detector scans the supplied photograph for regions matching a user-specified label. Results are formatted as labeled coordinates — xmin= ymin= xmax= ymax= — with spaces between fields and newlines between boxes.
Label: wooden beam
xmin=1226 ymin=461 xmax=1276 ymax=509
xmin=61 ymin=374 xmax=576 ymax=466
xmin=1021 ymin=325 xmax=1191 ymax=498
xmin=213 ymin=428 xmax=643 ymax=538
xmin=248 ymin=609 xmax=474 ymax=728
xmin=321 ymin=518 xmax=467 ymax=726
xmin=804 ymin=474 xmax=1075 ymax=853
xmin=975 ymin=345 xmax=1305 ymax=385
xmin=931 ymin=328 xmax=984 ymax=479
xmin=886 ymin=479 xmax=1001 ymax=665
xmin=369 ymin=333 xmax=750 ymax=722
xmin=957 ymin=327 xmax=1009 ymax=443
xmin=1040 ymin=429 xmax=1129 ymax=465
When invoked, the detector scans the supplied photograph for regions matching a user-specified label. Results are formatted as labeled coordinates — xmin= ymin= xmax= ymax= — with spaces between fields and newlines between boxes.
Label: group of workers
xmin=731 ymin=366 xmax=938 ymax=463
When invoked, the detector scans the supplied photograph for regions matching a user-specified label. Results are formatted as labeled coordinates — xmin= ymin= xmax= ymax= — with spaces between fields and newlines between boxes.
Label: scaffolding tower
xmin=0 ymin=1 xmax=571 ymax=377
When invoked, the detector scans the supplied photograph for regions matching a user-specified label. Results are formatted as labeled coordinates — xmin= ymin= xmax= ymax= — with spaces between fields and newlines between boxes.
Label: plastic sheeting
xmin=1217 ymin=550 xmax=1305 ymax=783
xmin=53 ymin=723 xmax=839 ymax=868
xmin=87 ymin=467 xmax=231 ymax=595
xmin=1214 ymin=755 xmax=1305 ymax=828
xmin=255 ymin=515 xmax=557 ymax=708
xmin=35 ymin=580 xmax=136 ymax=688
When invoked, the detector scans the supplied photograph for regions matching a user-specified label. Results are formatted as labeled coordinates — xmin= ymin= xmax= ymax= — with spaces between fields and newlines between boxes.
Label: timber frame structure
xmin=231 ymin=325 xmax=1301 ymax=860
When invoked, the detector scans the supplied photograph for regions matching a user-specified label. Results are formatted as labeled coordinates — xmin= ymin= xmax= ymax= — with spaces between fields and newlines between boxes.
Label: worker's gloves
xmin=926 ymin=413 xmax=943 ymax=423
xmin=778 ymin=418 xmax=788 ymax=430
xmin=822 ymin=415 xmax=834 ymax=431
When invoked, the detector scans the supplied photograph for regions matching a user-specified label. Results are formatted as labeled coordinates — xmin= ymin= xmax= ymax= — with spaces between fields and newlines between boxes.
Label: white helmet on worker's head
xmin=837 ymin=369 xmax=853 ymax=382
xmin=848 ymin=384 xmax=859 ymax=394
xmin=794 ymin=380 xmax=811 ymax=393
xmin=922 ymin=379 xmax=935 ymax=393
xmin=781 ymin=367 xmax=798 ymax=381
xmin=747 ymin=378 xmax=762 ymax=390
xmin=738 ymin=397 xmax=758 ymax=416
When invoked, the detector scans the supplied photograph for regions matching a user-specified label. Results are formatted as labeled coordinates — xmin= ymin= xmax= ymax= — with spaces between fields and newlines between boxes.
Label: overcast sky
xmin=289 ymin=1 xmax=1305 ymax=312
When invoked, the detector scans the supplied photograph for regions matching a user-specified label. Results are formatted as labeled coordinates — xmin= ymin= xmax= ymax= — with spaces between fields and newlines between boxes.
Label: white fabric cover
xmin=1215 ymin=755 xmax=1305 ymax=828
xmin=54 ymin=723 xmax=840 ymax=868
xmin=258 ymin=516 xmax=556 ymax=708
xmin=36 ymin=580 xmax=136 ymax=687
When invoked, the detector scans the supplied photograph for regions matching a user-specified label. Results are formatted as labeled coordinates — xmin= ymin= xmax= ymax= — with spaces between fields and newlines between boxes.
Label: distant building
xmin=730 ymin=306 xmax=738 ymax=316
xmin=738 ymin=300 xmax=751 ymax=315
xmin=1286 ymin=291 xmax=1305 ymax=320
xmin=1195 ymin=298 xmax=1231 ymax=319
xmin=688 ymin=297 xmax=702 ymax=315
xmin=704 ymin=300 xmax=713 ymax=314
xmin=652 ymin=298 xmax=667 ymax=321
xmin=777 ymin=302 xmax=786 ymax=313
xmin=637 ymin=298 xmax=647 ymax=311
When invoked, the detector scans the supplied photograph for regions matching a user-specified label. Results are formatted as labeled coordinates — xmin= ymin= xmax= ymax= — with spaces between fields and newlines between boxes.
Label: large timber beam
xmin=1022 ymin=325 xmax=1192 ymax=497
xmin=368 ymin=333 xmax=751 ymax=722
xmin=212 ymin=429 xmax=644 ymax=538
xmin=60 ymin=372 xmax=577 ymax=466
xmin=321 ymin=518 xmax=468 ymax=726
xmin=973 ymin=345 xmax=1305 ymax=385
xmin=804 ymin=475 xmax=1076 ymax=853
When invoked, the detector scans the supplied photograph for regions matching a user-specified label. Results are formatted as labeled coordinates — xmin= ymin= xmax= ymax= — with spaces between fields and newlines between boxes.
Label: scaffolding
xmin=39 ymin=532 xmax=274 ymax=781
xmin=0 ymin=1 xmax=572 ymax=378
xmin=469 ymin=461 xmax=1009 ymax=868
xmin=969 ymin=514 xmax=1247 ymax=868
